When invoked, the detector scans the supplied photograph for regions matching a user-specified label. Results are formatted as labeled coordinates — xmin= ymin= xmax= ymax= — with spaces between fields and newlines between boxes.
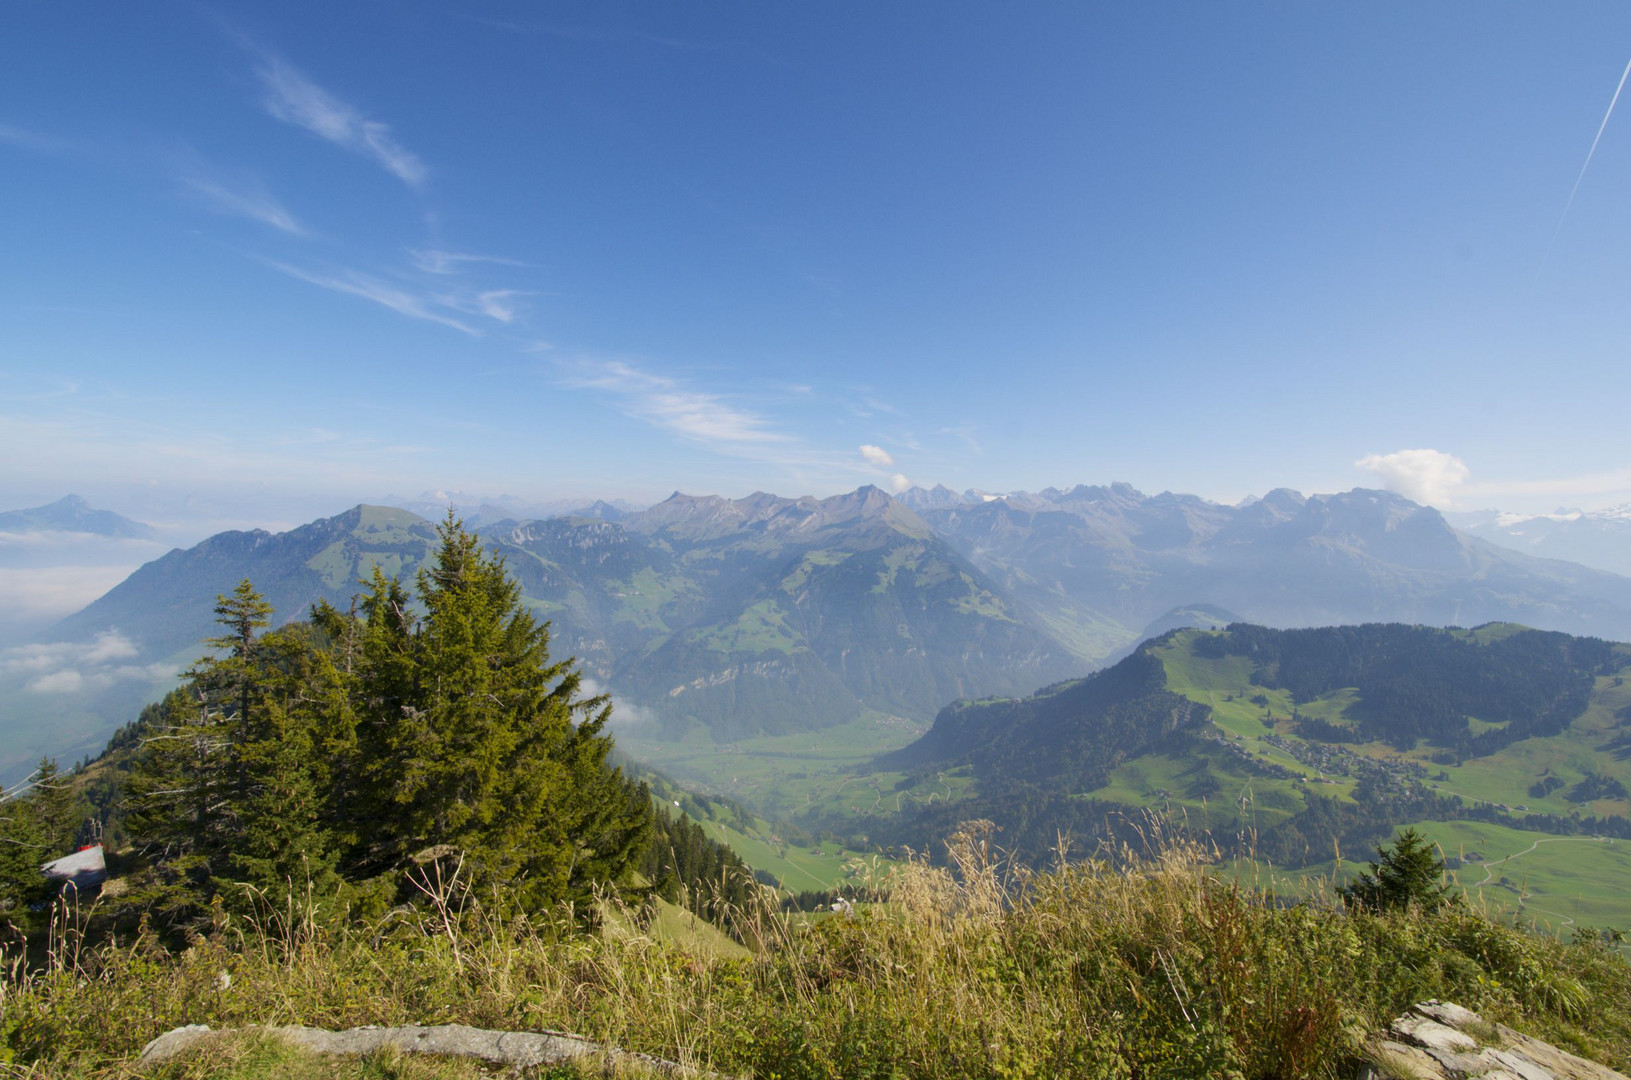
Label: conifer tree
xmin=0 ymin=786 xmax=49 ymax=930
xmin=225 ymin=624 xmax=340 ymax=909
xmin=119 ymin=688 xmax=230 ymax=924
xmin=345 ymin=514 xmax=650 ymax=912
xmin=29 ymin=757 xmax=84 ymax=857
xmin=1343 ymin=826 xmax=1454 ymax=912
xmin=117 ymin=522 xmax=653 ymax=928
xmin=123 ymin=583 xmax=340 ymax=918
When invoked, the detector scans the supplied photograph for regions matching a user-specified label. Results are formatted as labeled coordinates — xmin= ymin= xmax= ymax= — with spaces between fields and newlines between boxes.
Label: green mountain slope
xmin=857 ymin=623 xmax=1631 ymax=907
xmin=51 ymin=504 xmax=438 ymax=663
xmin=0 ymin=506 xmax=440 ymax=779
xmin=485 ymin=487 xmax=1079 ymax=740
xmin=7 ymin=491 xmax=1079 ymax=779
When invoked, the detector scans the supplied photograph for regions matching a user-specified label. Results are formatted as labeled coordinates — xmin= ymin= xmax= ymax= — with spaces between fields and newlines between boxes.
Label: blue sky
xmin=4 ymin=2 xmax=1631 ymax=533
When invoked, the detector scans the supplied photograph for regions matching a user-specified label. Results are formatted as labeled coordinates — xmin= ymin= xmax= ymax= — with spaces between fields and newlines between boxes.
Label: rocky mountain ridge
xmin=15 ymin=481 xmax=1631 ymax=781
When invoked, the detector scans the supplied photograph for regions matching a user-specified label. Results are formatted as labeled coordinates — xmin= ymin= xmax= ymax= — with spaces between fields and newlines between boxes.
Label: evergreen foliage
xmin=27 ymin=759 xmax=85 ymax=856
xmin=0 ymin=756 xmax=97 ymax=932
xmin=0 ymin=789 xmax=48 ymax=932
xmin=1201 ymin=623 xmax=1614 ymax=751
xmin=640 ymin=807 xmax=757 ymax=927
xmin=116 ymin=516 xmax=652 ymax=931
xmin=1342 ymin=826 xmax=1455 ymax=912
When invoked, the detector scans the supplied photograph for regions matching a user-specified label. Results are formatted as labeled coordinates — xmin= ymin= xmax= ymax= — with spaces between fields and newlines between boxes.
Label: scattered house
xmin=41 ymin=845 xmax=106 ymax=893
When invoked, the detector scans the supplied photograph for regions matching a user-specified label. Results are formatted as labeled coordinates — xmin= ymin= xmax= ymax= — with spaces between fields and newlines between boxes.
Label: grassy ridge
xmin=5 ymin=839 xmax=1630 ymax=1078
xmin=625 ymin=624 xmax=1631 ymax=931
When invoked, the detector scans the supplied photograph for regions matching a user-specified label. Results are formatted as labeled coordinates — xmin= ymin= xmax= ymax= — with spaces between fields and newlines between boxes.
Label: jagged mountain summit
xmin=1447 ymin=504 xmax=1631 ymax=578
xmin=912 ymin=483 xmax=1631 ymax=658
xmin=16 ymin=481 xmax=1631 ymax=782
xmin=0 ymin=495 xmax=155 ymax=539
xmin=487 ymin=485 xmax=1077 ymax=739
xmin=382 ymin=490 xmax=644 ymax=528
xmin=14 ymin=489 xmax=1075 ymax=774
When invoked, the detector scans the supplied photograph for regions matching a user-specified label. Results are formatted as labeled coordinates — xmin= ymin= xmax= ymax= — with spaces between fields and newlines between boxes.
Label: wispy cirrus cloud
xmin=0 ymin=122 xmax=73 ymax=154
xmin=566 ymin=359 xmax=789 ymax=445
xmin=181 ymin=175 xmax=305 ymax=235
xmin=475 ymin=291 xmax=522 ymax=322
xmin=255 ymin=56 xmax=426 ymax=187
xmin=437 ymin=288 xmax=528 ymax=324
xmin=410 ymin=249 xmax=526 ymax=275
xmin=269 ymin=262 xmax=479 ymax=334
xmin=270 ymin=250 xmax=537 ymax=334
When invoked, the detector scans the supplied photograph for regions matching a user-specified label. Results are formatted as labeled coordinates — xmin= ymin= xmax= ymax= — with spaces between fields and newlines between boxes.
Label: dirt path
xmin=1466 ymin=835 xmax=1611 ymax=889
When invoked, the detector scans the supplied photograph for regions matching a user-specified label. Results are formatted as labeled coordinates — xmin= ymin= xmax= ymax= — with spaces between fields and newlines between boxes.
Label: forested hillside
xmin=836 ymin=623 xmax=1631 ymax=923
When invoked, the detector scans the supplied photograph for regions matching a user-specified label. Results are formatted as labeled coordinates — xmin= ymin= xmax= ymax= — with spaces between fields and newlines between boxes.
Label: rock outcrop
xmin=1364 ymin=1001 xmax=1628 ymax=1080
xmin=139 ymin=1022 xmax=710 ymax=1076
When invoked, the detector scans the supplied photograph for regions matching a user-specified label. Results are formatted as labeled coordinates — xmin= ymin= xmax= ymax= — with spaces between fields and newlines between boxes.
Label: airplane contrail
xmin=1553 ymin=53 xmax=1631 ymax=240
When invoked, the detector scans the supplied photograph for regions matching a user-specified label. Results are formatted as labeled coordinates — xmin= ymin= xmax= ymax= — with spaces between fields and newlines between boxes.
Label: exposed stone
xmin=1363 ymin=1001 xmax=1630 ymax=1080
xmin=1392 ymin=1014 xmax=1480 ymax=1053
xmin=1414 ymin=1002 xmax=1485 ymax=1030
xmin=139 ymin=1025 xmax=213 ymax=1062
xmin=139 ymin=1021 xmax=712 ymax=1076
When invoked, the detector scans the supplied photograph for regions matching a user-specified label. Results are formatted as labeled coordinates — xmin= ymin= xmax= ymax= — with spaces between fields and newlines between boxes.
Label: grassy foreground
xmin=3 ymin=828 xmax=1629 ymax=1079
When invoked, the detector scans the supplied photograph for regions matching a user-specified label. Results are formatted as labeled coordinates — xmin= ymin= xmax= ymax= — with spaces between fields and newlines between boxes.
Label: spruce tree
xmin=1343 ymin=826 xmax=1454 ymax=912
xmin=0 ymin=788 xmax=49 ymax=930
xmin=348 ymin=514 xmax=650 ymax=913
xmin=124 ymin=583 xmax=340 ymax=919
xmin=117 ymin=524 xmax=652 ymax=928
xmin=119 ymin=688 xmax=230 ymax=925
xmin=29 ymin=757 xmax=84 ymax=857
xmin=226 ymin=623 xmax=340 ymax=910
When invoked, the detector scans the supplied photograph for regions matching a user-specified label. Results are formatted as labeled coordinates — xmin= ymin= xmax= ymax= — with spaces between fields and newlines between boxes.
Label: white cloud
xmin=2 ymin=633 xmax=134 ymax=675
xmin=182 ymin=175 xmax=305 ymax=235
xmin=478 ymin=290 xmax=521 ymax=322
xmin=409 ymin=249 xmax=524 ymax=275
xmin=888 ymin=473 xmax=911 ymax=494
xmin=580 ymin=677 xmax=658 ymax=728
xmin=1 ymin=631 xmax=177 ymax=695
xmin=28 ymin=668 xmax=84 ymax=694
xmin=0 ymin=561 xmax=140 ymax=623
xmin=567 ymin=360 xmax=788 ymax=445
xmin=83 ymin=632 xmax=139 ymax=664
xmin=1355 ymin=448 xmax=1470 ymax=507
xmin=256 ymin=57 xmax=426 ymax=187
xmin=270 ymin=262 xmax=479 ymax=334
xmin=859 ymin=444 xmax=894 ymax=467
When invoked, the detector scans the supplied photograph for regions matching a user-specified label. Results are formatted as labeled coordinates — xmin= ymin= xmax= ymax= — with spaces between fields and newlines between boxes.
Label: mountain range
xmin=0 ymin=495 xmax=155 ymax=539
xmin=917 ymin=484 xmax=1631 ymax=659
xmin=13 ymin=482 xmax=1631 ymax=782
xmin=1447 ymin=505 xmax=1631 ymax=578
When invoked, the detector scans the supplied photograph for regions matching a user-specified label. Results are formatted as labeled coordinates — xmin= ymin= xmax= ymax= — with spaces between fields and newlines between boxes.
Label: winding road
xmin=1460 ymin=835 xmax=1618 ymax=930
